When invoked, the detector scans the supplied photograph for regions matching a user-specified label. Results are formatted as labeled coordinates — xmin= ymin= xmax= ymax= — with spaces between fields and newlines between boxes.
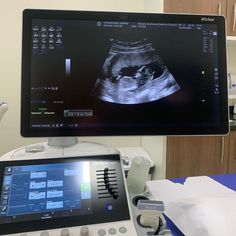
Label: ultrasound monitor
xmin=21 ymin=9 xmax=229 ymax=138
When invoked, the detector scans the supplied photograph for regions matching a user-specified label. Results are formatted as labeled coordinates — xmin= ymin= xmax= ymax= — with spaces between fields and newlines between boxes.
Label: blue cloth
xmin=164 ymin=174 xmax=236 ymax=236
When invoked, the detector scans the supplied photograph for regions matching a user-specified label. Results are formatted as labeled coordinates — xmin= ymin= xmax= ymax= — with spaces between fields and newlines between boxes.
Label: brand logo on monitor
xmin=201 ymin=17 xmax=215 ymax=22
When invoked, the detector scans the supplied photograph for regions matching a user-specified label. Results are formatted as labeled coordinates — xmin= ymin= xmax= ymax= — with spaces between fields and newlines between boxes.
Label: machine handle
xmin=233 ymin=3 xmax=236 ymax=31
xmin=220 ymin=136 xmax=225 ymax=163
xmin=218 ymin=1 xmax=222 ymax=15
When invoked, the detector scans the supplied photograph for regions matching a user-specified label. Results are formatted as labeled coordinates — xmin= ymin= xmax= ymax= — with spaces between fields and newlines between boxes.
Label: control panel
xmin=0 ymin=154 xmax=137 ymax=236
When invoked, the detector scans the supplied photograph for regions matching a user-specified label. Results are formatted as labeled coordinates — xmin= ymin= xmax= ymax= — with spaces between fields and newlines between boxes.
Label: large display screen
xmin=21 ymin=10 xmax=228 ymax=136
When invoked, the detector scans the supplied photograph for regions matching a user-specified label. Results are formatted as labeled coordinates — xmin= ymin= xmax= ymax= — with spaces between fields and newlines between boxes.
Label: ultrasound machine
xmin=0 ymin=9 xmax=228 ymax=236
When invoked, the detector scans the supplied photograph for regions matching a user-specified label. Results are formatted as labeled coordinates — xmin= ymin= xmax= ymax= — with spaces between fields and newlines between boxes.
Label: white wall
xmin=227 ymin=43 xmax=236 ymax=73
xmin=0 ymin=0 xmax=166 ymax=179
xmin=144 ymin=0 xmax=164 ymax=13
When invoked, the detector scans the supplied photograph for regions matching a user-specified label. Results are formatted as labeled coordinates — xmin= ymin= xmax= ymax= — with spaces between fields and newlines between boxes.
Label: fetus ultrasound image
xmin=94 ymin=39 xmax=180 ymax=104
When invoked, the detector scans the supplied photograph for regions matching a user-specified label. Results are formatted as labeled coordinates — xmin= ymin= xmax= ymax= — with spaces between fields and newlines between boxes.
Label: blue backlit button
xmin=105 ymin=203 xmax=113 ymax=211
xmin=98 ymin=229 xmax=106 ymax=236
xmin=108 ymin=228 xmax=117 ymax=235
xmin=40 ymin=231 xmax=49 ymax=236
xmin=119 ymin=227 xmax=127 ymax=234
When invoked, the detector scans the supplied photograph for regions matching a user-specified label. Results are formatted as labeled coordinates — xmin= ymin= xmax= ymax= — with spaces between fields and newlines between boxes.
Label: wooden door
xmin=164 ymin=0 xmax=227 ymax=16
xmin=228 ymin=131 xmax=236 ymax=173
xmin=166 ymin=135 xmax=229 ymax=178
xmin=226 ymin=0 xmax=236 ymax=36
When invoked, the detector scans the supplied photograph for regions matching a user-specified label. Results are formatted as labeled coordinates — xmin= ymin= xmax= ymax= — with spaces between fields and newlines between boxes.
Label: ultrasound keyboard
xmin=0 ymin=154 xmax=137 ymax=236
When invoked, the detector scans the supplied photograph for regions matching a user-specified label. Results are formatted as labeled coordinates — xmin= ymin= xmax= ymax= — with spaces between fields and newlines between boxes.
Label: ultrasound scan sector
xmin=94 ymin=39 xmax=180 ymax=104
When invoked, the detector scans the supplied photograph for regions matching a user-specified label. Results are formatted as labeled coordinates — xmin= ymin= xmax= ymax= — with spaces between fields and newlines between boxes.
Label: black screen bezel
xmin=21 ymin=9 xmax=229 ymax=137
xmin=0 ymin=154 xmax=130 ymax=235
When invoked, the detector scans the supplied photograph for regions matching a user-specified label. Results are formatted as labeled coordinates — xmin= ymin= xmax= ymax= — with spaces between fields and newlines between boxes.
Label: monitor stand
xmin=45 ymin=137 xmax=119 ymax=157
xmin=48 ymin=137 xmax=78 ymax=147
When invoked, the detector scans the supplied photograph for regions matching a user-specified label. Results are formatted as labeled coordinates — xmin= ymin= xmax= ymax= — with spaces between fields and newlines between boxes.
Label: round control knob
xmin=61 ymin=228 xmax=70 ymax=236
xmin=108 ymin=228 xmax=117 ymax=235
xmin=119 ymin=227 xmax=127 ymax=234
xmin=40 ymin=231 xmax=49 ymax=236
xmin=80 ymin=226 xmax=89 ymax=236
xmin=98 ymin=229 xmax=106 ymax=236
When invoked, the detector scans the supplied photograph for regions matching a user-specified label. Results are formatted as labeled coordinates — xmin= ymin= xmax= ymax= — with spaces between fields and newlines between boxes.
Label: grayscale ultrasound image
xmin=94 ymin=39 xmax=180 ymax=104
